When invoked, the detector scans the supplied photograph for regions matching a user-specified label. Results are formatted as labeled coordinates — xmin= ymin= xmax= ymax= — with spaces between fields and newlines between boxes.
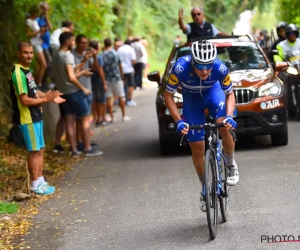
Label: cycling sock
xmin=198 ymin=174 xmax=204 ymax=185
xmin=225 ymin=153 xmax=234 ymax=166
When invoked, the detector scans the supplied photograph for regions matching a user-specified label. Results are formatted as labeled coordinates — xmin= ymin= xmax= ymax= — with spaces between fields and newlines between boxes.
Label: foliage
xmin=251 ymin=2 xmax=278 ymax=32
xmin=276 ymin=0 xmax=300 ymax=25
xmin=0 ymin=1 xmax=35 ymax=130
xmin=0 ymin=137 xmax=80 ymax=248
xmin=0 ymin=0 xmax=295 ymax=132
xmin=48 ymin=0 xmax=116 ymax=39
xmin=112 ymin=0 xmax=191 ymax=71
xmin=0 ymin=201 xmax=19 ymax=214
xmin=203 ymin=0 xmax=272 ymax=33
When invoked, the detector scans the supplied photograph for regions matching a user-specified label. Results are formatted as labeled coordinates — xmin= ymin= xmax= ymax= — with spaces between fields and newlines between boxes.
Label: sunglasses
xmin=194 ymin=62 xmax=213 ymax=71
xmin=192 ymin=13 xmax=201 ymax=17
xmin=288 ymin=31 xmax=298 ymax=36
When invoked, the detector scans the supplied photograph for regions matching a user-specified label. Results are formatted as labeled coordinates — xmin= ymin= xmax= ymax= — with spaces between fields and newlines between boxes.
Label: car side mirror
xmin=147 ymin=71 xmax=161 ymax=85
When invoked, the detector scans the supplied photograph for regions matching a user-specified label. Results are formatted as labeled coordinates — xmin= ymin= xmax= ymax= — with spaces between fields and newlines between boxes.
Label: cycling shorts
xmin=182 ymin=83 xmax=226 ymax=142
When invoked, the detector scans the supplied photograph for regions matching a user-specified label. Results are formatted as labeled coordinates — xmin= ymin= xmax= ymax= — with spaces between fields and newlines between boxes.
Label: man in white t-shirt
xmin=50 ymin=21 xmax=74 ymax=55
xmin=131 ymin=36 xmax=144 ymax=90
xmin=118 ymin=39 xmax=137 ymax=106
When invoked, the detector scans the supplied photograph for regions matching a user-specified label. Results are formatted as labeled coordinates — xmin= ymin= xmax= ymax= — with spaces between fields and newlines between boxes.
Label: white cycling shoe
xmin=226 ymin=160 xmax=239 ymax=186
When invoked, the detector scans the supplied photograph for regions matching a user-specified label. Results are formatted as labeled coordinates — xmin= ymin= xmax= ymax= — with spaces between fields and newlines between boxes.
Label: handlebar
xmin=179 ymin=123 xmax=238 ymax=146
xmin=188 ymin=123 xmax=225 ymax=130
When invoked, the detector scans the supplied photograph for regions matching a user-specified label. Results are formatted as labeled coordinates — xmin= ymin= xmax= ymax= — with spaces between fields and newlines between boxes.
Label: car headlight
xmin=287 ymin=66 xmax=298 ymax=75
xmin=258 ymin=82 xmax=283 ymax=97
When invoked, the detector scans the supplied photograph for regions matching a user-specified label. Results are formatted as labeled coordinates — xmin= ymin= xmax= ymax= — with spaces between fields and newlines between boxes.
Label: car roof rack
xmin=187 ymin=34 xmax=253 ymax=43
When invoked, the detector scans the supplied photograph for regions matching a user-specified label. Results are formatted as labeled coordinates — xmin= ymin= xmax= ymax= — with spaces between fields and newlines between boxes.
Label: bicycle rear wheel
xmin=204 ymin=149 xmax=218 ymax=240
xmin=219 ymin=148 xmax=229 ymax=222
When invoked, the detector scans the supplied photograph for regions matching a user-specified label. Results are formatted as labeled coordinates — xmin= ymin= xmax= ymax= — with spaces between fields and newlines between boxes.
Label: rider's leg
xmin=216 ymin=117 xmax=234 ymax=163
xmin=189 ymin=141 xmax=205 ymax=185
xmin=217 ymin=117 xmax=239 ymax=186
xmin=207 ymin=84 xmax=239 ymax=186
xmin=189 ymin=140 xmax=206 ymax=212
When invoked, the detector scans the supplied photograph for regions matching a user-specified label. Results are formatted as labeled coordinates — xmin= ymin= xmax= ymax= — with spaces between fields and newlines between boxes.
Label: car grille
xmin=235 ymin=116 xmax=259 ymax=130
xmin=234 ymin=89 xmax=254 ymax=104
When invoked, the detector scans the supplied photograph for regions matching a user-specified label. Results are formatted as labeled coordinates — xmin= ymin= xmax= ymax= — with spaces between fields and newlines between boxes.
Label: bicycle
xmin=180 ymin=122 xmax=237 ymax=240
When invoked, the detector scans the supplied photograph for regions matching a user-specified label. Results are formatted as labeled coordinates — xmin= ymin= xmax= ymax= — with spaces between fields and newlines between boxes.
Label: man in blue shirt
xmin=37 ymin=2 xmax=52 ymax=87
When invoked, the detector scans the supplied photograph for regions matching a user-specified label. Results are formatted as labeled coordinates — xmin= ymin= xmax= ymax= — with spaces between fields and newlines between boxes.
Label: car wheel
xmin=271 ymin=127 xmax=288 ymax=146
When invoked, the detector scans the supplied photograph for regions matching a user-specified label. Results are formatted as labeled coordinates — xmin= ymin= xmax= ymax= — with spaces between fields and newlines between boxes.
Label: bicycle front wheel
xmin=204 ymin=149 xmax=218 ymax=240
xmin=220 ymin=148 xmax=229 ymax=222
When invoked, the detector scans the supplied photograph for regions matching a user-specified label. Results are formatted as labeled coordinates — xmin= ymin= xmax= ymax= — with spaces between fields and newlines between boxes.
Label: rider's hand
xmin=223 ymin=115 xmax=237 ymax=129
xmin=176 ymin=119 xmax=189 ymax=134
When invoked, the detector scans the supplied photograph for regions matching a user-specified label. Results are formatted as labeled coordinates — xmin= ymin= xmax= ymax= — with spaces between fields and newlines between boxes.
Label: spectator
xmin=89 ymin=40 xmax=108 ymax=126
xmin=102 ymin=38 xmax=130 ymax=122
xmin=173 ymin=35 xmax=182 ymax=46
xmin=37 ymin=2 xmax=52 ymax=89
xmin=50 ymin=21 xmax=74 ymax=55
xmin=52 ymin=32 xmax=103 ymax=157
xmin=9 ymin=41 xmax=65 ymax=195
xmin=114 ymin=38 xmax=123 ymax=51
xmin=26 ymin=5 xmax=47 ymax=87
xmin=141 ymin=38 xmax=149 ymax=79
xmin=178 ymin=7 xmax=228 ymax=42
xmin=131 ymin=36 xmax=144 ymax=90
xmin=71 ymin=34 xmax=98 ymax=151
xmin=118 ymin=38 xmax=137 ymax=106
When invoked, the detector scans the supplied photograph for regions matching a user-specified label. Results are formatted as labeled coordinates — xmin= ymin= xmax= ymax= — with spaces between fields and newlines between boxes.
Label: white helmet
xmin=191 ymin=40 xmax=217 ymax=64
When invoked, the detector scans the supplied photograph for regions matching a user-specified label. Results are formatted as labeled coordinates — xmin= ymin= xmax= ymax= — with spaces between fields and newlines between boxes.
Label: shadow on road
xmin=118 ymin=134 xmax=283 ymax=161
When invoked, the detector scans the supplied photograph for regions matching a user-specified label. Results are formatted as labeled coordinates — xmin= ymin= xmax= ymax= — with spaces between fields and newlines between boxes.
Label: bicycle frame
xmin=206 ymin=128 xmax=227 ymax=198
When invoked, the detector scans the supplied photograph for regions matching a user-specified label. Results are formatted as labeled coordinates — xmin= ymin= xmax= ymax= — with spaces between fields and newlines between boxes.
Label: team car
xmin=148 ymin=36 xmax=288 ymax=155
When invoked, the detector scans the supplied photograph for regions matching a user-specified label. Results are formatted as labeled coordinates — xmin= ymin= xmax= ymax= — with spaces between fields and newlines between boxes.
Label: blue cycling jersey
xmin=165 ymin=55 xmax=233 ymax=142
xmin=166 ymin=55 xmax=232 ymax=96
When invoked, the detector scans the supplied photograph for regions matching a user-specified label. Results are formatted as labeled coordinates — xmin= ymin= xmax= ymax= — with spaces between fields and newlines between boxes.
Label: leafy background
xmin=0 ymin=0 xmax=299 ymax=130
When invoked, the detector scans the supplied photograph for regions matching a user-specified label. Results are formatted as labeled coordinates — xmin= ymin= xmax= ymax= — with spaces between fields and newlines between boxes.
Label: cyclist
xmin=274 ymin=24 xmax=300 ymax=69
xmin=274 ymin=24 xmax=300 ymax=117
xmin=268 ymin=22 xmax=288 ymax=63
xmin=164 ymin=40 xmax=239 ymax=212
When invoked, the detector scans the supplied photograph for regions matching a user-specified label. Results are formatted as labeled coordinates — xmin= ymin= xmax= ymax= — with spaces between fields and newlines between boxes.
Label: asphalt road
xmin=20 ymin=82 xmax=300 ymax=250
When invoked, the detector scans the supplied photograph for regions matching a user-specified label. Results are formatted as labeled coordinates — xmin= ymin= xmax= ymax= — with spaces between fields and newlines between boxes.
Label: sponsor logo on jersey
xmin=218 ymin=63 xmax=227 ymax=75
xmin=174 ymin=63 xmax=184 ymax=74
xmin=168 ymin=73 xmax=179 ymax=86
xmin=222 ymin=74 xmax=231 ymax=86
xmin=219 ymin=100 xmax=225 ymax=110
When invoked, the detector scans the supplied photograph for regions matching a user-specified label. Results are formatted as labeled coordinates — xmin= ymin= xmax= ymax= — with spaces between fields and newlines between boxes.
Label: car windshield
xmin=216 ymin=44 xmax=268 ymax=70
xmin=171 ymin=43 xmax=268 ymax=72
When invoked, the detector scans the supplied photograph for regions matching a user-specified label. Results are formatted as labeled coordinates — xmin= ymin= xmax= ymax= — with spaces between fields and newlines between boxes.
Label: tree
xmin=276 ymin=0 xmax=300 ymax=25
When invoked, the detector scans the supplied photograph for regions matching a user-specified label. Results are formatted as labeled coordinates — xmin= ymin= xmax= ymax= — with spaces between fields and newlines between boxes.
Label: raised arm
xmin=178 ymin=9 xmax=188 ymax=34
